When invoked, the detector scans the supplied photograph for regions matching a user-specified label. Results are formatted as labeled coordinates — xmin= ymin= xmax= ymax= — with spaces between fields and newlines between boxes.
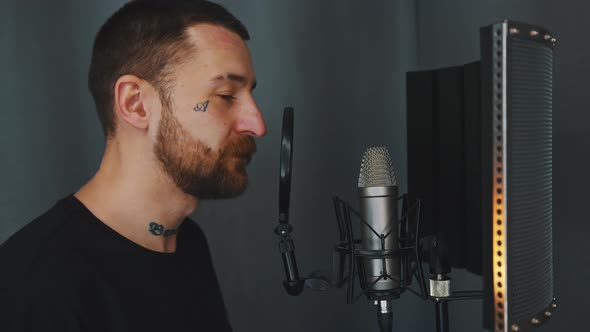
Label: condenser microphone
xmin=358 ymin=147 xmax=400 ymax=332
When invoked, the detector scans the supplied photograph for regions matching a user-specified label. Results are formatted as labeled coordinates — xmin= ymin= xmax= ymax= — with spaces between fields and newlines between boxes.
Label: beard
xmin=153 ymin=106 xmax=257 ymax=199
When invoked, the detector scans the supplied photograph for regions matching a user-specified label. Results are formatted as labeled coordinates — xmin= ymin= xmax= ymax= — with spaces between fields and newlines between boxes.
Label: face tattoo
xmin=193 ymin=100 xmax=210 ymax=112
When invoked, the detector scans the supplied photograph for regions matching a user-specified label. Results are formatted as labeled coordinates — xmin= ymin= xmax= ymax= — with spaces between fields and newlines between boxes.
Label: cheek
xmin=204 ymin=121 xmax=233 ymax=151
xmin=184 ymin=114 xmax=232 ymax=150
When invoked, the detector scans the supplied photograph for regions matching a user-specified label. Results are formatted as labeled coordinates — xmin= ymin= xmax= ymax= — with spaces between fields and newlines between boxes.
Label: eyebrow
xmin=210 ymin=73 xmax=257 ymax=91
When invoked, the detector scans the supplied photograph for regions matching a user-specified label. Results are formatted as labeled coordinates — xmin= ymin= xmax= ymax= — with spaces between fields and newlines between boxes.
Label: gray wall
xmin=0 ymin=0 xmax=119 ymax=237
xmin=0 ymin=1 xmax=586 ymax=331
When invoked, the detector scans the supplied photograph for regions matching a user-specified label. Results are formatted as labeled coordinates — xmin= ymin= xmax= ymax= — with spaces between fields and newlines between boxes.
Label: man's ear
xmin=113 ymin=75 xmax=151 ymax=131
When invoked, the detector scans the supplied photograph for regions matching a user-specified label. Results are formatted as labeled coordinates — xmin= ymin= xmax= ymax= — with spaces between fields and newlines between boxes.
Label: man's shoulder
xmin=0 ymin=198 xmax=83 ymax=331
xmin=0 ymin=196 xmax=85 ymax=286
xmin=178 ymin=218 xmax=213 ymax=254
xmin=181 ymin=217 xmax=205 ymax=238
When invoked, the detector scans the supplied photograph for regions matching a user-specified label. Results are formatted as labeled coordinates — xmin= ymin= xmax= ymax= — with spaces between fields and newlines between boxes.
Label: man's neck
xmin=75 ymin=149 xmax=199 ymax=253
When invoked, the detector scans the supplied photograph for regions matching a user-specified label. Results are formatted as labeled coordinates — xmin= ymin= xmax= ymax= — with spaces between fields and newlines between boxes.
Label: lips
xmin=230 ymin=154 xmax=252 ymax=166
xmin=223 ymin=137 xmax=256 ymax=163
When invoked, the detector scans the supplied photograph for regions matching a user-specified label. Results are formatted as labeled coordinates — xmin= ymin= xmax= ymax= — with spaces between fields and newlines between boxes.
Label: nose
xmin=235 ymin=97 xmax=267 ymax=137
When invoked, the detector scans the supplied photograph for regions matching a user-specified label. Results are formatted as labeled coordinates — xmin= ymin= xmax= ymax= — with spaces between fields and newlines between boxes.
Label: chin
xmin=226 ymin=174 xmax=249 ymax=196
xmin=199 ymin=175 xmax=249 ymax=200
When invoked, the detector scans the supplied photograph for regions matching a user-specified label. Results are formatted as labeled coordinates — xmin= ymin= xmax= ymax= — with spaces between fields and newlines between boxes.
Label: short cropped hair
xmin=88 ymin=0 xmax=250 ymax=137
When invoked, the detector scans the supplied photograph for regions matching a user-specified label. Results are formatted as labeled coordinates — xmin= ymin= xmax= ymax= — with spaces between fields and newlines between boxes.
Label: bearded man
xmin=0 ymin=1 xmax=266 ymax=331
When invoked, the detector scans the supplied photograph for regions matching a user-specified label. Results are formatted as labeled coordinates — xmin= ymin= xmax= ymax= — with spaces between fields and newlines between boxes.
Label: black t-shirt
xmin=0 ymin=195 xmax=232 ymax=332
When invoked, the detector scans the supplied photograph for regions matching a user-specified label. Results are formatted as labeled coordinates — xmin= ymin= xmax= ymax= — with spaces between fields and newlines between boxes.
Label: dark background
xmin=0 ymin=1 xmax=587 ymax=331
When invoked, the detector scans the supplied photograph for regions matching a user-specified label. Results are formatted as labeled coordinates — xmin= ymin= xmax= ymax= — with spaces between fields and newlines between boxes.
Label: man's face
xmin=153 ymin=24 xmax=266 ymax=199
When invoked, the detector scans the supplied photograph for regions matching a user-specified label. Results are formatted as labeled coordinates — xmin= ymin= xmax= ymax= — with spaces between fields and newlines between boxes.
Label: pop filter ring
xmin=274 ymin=107 xmax=305 ymax=296
xmin=279 ymin=107 xmax=293 ymax=224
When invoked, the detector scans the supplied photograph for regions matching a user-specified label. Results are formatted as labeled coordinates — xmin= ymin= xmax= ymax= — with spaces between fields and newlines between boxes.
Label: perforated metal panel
xmin=507 ymin=30 xmax=554 ymax=323
xmin=486 ymin=21 xmax=556 ymax=332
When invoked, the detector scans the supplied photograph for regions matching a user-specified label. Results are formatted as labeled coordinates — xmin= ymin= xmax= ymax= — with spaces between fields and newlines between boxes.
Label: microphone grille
xmin=358 ymin=147 xmax=397 ymax=188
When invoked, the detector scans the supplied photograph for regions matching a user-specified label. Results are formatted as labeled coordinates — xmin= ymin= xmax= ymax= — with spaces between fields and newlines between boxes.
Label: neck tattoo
xmin=148 ymin=222 xmax=178 ymax=237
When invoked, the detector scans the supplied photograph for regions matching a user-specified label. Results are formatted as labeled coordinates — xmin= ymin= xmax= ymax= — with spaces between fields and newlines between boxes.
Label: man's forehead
xmin=180 ymin=24 xmax=255 ymax=85
xmin=186 ymin=23 xmax=247 ymax=49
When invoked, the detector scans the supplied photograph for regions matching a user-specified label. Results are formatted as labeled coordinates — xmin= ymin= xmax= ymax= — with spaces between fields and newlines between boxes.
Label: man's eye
xmin=218 ymin=95 xmax=236 ymax=102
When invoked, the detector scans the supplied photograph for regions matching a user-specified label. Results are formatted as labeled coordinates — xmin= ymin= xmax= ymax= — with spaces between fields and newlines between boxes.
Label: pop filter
xmin=279 ymin=107 xmax=294 ymax=224
xmin=275 ymin=107 xmax=330 ymax=295
xmin=275 ymin=107 xmax=303 ymax=295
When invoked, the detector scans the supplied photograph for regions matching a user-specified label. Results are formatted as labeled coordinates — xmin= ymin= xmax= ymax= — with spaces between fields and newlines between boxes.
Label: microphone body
xmin=357 ymin=146 xmax=400 ymax=332
xmin=358 ymin=185 xmax=400 ymax=298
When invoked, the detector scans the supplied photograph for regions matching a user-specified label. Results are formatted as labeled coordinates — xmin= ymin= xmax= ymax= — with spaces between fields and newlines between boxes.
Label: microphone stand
xmin=275 ymin=218 xmax=304 ymax=296
xmin=435 ymin=296 xmax=449 ymax=332
xmin=427 ymin=235 xmax=486 ymax=332
xmin=428 ymin=236 xmax=451 ymax=332
xmin=377 ymin=300 xmax=394 ymax=332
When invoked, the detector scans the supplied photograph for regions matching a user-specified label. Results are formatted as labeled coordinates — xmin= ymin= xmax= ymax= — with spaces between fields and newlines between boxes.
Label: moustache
xmin=222 ymin=136 xmax=257 ymax=162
